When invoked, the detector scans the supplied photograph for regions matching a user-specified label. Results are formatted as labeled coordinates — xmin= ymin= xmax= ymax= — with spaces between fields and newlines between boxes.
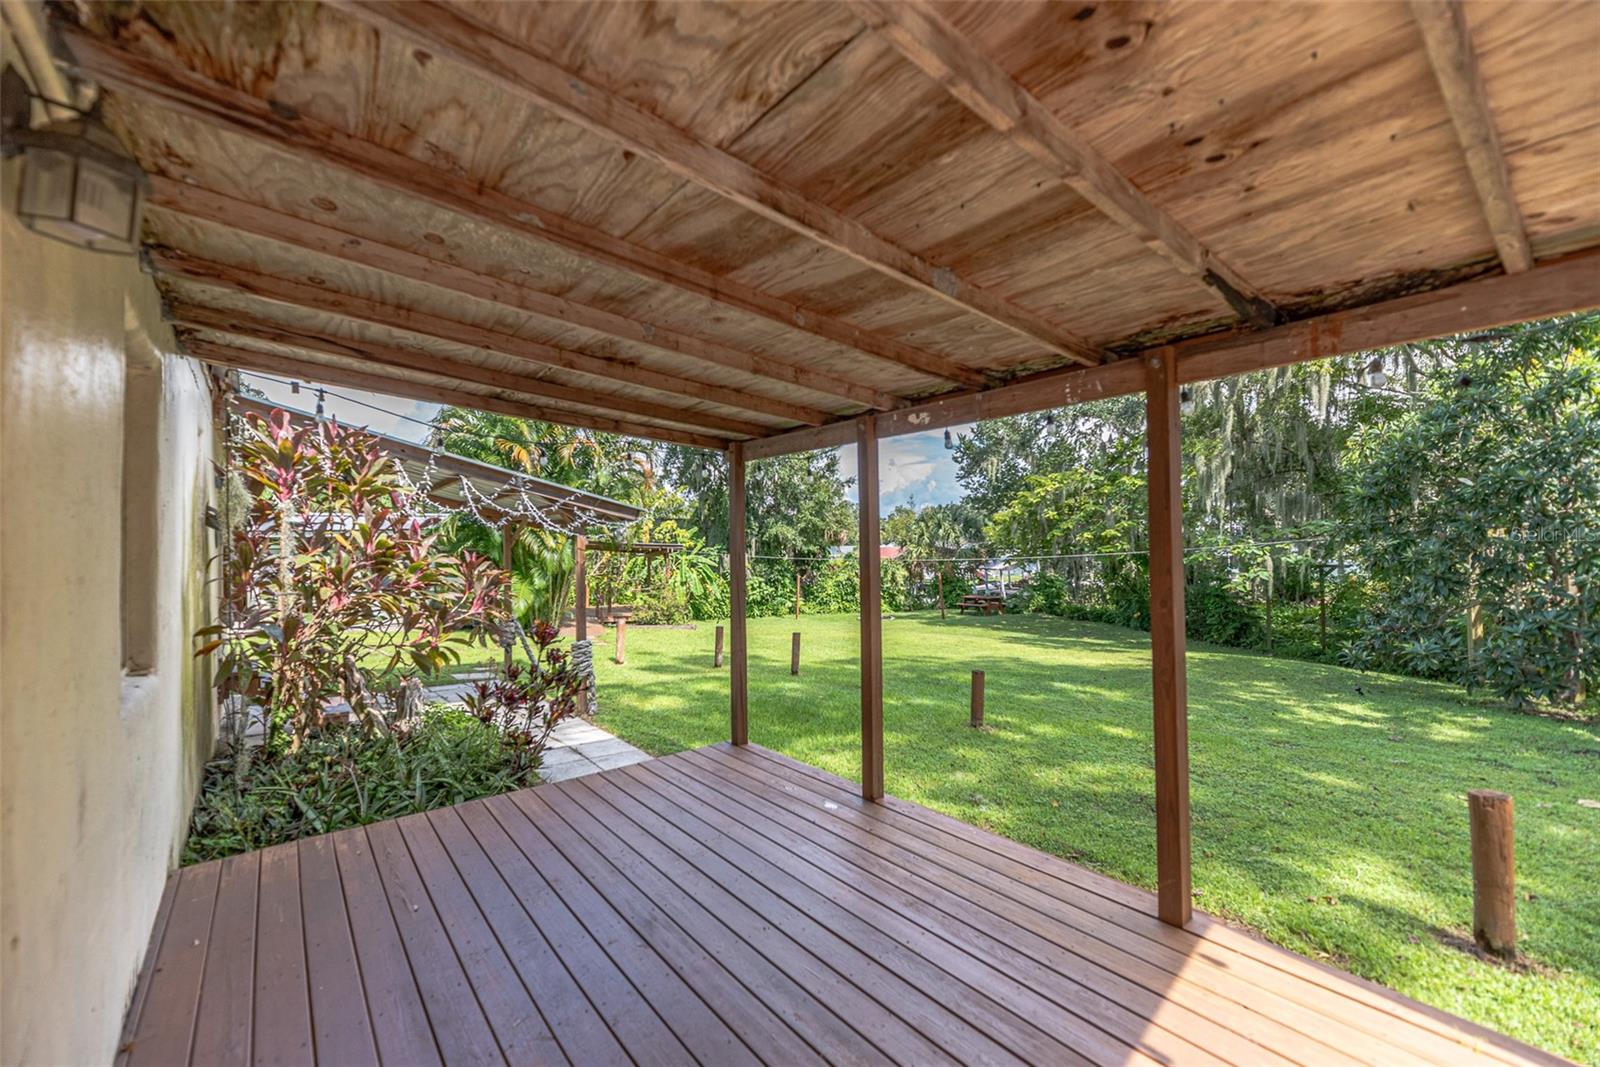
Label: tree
xmin=430 ymin=408 xmax=655 ymax=625
xmin=655 ymin=444 xmax=854 ymax=560
xmin=1339 ymin=315 xmax=1600 ymax=709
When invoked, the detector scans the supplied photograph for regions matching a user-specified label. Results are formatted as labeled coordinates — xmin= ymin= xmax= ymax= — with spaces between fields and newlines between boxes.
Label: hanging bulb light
xmin=1363 ymin=357 xmax=1387 ymax=388
xmin=1178 ymin=386 xmax=1195 ymax=416
xmin=314 ymin=387 xmax=326 ymax=420
xmin=290 ymin=380 xmax=300 ymax=395
xmin=943 ymin=428 xmax=953 ymax=450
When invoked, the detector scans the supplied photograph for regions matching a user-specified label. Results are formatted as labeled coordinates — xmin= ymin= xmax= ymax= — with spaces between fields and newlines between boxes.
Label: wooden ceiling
xmin=57 ymin=0 xmax=1600 ymax=452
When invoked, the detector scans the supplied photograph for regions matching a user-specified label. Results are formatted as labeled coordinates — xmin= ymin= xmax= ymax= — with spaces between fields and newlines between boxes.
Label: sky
xmin=241 ymin=374 xmax=969 ymax=512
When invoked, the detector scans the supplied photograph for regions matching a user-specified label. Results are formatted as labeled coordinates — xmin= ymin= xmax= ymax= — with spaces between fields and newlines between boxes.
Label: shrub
xmin=200 ymin=409 xmax=505 ymax=752
xmin=183 ymin=707 xmax=534 ymax=864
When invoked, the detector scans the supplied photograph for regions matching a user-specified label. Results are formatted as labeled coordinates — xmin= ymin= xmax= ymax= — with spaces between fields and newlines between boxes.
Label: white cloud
xmin=243 ymin=374 xmax=440 ymax=444
xmin=836 ymin=425 xmax=969 ymax=512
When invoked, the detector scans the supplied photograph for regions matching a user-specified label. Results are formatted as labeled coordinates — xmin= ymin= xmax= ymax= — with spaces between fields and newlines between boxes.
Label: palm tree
xmin=429 ymin=408 xmax=655 ymax=626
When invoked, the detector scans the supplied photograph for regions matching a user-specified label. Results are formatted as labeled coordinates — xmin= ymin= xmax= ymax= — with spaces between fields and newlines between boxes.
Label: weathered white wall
xmin=1 ymin=151 xmax=217 ymax=1061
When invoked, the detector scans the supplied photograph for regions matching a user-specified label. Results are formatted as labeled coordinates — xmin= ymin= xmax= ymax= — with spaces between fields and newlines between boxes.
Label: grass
xmin=584 ymin=610 xmax=1599 ymax=1063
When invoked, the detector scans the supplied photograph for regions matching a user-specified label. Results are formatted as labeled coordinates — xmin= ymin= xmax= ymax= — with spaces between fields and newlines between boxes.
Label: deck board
xmin=122 ymin=743 xmax=1570 ymax=1066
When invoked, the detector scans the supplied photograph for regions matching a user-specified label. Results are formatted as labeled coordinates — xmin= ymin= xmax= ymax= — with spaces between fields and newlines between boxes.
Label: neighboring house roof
xmin=231 ymin=395 xmax=641 ymax=528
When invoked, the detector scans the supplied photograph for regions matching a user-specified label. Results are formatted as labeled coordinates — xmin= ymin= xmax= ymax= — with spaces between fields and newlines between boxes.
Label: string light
xmin=1362 ymin=358 xmax=1387 ymax=388
xmin=1179 ymin=386 xmax=1195 ymax=416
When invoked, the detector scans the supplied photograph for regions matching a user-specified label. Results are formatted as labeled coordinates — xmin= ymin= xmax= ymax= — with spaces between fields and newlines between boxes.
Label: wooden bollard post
xmin=714 ymin=624 xmax=724 ymax=667
xmin=970 ymin=669 xmax=985 ymax=728
xmin=614 ymin=617 xmax=626 ymax=665
xmin=791 ymin=632 xmax=801 ymax=675
xmin=1469 ymin=790 xmax=1516 ymax=957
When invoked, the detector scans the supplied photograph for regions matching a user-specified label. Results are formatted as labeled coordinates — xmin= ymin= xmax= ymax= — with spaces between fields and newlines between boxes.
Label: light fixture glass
xmin=1178 ymin=386 xmax=1195 ymax=416
xmin=3 ymin=70 xmax=146 ymax=255
xmin=1363 ymin=357 xmax=1387 ymax=389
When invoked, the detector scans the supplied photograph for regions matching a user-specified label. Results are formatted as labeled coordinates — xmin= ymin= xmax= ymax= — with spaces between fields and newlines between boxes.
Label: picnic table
xmin=958 ymin=594 xmax=1005 ymax=616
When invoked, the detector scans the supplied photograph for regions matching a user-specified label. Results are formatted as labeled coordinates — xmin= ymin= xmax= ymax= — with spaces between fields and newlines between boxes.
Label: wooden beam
xmin=857 ymin=415 xmax=885 ymax=801
xmin=169 ymin=301 xmax=770 ymax=439
xmin=1411 ymin=1 xmax=1533 ymax=274
xmin=186 ymin=338 xmax=732 ymax=450
xmin=148 ymin=177 xmax=900 ymax=411
xmin=742 ymin=248 xmax=1600 ymax=458
xmin=1145 ymin=347 xmax=1192 ymax=928
xmin=151 ymin=247 xmax=824 ymax=428
xmin=339 ymin=1 xmax=1102 ymax=368
xmin=502 ymin=524 xmax=516 ymax=672
xmin=59 ymin=22 xmax=988 ymax=388
xmin=574 ymin=535 xmax=588 ymax=645
xmin=728 ymin=443 xmax=750 ymax=746
xmin=855 ymin=0 xmax=1280 ymax=328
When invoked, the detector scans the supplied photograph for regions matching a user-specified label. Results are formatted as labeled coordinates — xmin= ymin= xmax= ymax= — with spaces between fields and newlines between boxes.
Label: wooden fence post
xmin=1469 ymin=790 xmax=1516 ymax=957
xmin=614 ymin=616 xmax=626 ymax=665
xmin=795 ymin=568 xmax=802 ymax=620
xmin=791 ymin=632 xmax=801 ymax=675
xmin=970 ymin=670 xmax=985 ymax=728
xmin=714 ymin=624 xmax=724 ymax=668
xmin=1319 ymin=562 xmax=1328 ymax=654
xmin=938 ymin=567 xmax=946 ymax=620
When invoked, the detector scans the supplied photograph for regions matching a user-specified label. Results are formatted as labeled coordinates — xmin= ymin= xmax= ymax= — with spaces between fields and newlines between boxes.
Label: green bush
xmin=183 ymin=708 xmax=537 ymax=864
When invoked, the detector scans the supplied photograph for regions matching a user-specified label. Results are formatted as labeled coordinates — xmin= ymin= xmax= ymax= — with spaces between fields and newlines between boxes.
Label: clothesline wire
xmin=748 ymin=534 xmax=1332 ymax=565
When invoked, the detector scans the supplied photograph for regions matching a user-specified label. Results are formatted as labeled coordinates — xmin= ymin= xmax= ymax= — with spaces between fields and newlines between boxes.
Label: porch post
xmin=502 ymin=523 xmax=517 ymax=671
xmin=1146 ymin=347 xmax=1193 ymax=927
xmin=574 ymin=534 xmax=588 ymax=643
xmin=729 ymin=442 xmax=749 ymax=745
xmin=857 ymin=416 xmax=884 ymax=801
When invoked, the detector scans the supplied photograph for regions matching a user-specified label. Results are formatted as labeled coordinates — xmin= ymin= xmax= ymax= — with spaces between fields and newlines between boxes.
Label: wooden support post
xmin=1146 ymin=348 xmax=1193 ymax=928
xmin=970 ymin=670 xmax=985 ymax=728
xmin=938 ymin=567 xmax=946 ymax=620
xmin=1468 ymin=790 xmax=1516 ymax=957
xmin=729 ymin=443 xmax=749 ymax=746
xmin=574 ymin=534 xmax=588 ymax=644
xmin=858 ymin=416 xmax=885 ymax=801
xmin=795 ymin=567 xmax=802 ymax=620
xmin=714 ymin=624 xmax=725 ymax=668
xmin=791 ymin=632 xmax=801 ymax=675
xmin=502 ymin=523 xmax=516 ymax=672
xmin=614 ymin=616 xmax=626 ymax=665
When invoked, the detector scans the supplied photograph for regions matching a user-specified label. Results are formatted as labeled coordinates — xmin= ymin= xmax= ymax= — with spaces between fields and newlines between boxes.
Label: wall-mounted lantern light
xmin=2 ymin=66 xmax=146 ymax=255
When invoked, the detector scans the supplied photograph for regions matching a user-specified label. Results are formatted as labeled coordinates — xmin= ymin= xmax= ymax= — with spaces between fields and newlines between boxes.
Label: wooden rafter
xmin=59 ymin=22 xmax=990 ymax=388
xmin=853 ymin=0 xmax=1280 ymax=328
xmin=743 ymin=247 xmax=1600 ymax=459
xmin=188 ymin=338 xmax=733 ymax=450
xmin=149 ymin=248 xmax=826 ymax=427
xmin=1410 ymin=0 xmax=1533 ymax=274
xmin=148 ymin=177 xmax=901 ymax=412
xmin=338 ymin=1 xmax=1103 ymax=367
xmin=169 ymin=301 xmax=770 ymax=439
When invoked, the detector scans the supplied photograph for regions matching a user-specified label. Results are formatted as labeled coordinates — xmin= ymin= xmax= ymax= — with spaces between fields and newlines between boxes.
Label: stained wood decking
xmin=120 ymin=744 xmax=1566 ymax=1067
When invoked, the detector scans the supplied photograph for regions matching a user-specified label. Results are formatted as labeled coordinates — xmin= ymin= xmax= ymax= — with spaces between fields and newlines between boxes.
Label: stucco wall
xmin=1 ymin=154 xmax=218 ymax=1062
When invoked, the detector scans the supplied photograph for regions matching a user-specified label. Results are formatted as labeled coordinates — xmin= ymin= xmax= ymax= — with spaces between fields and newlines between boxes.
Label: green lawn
xmin=585 ymin=611 xmax=1598 ymax=1063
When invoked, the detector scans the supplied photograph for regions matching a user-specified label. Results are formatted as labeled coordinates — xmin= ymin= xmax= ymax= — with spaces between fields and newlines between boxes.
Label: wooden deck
xmin=121 ymin=744 xmax=1564 ymax=1067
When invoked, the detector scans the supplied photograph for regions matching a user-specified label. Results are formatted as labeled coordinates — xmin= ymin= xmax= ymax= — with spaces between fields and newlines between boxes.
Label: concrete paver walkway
xmin=421 ymin=677 xmax=649 ymax=784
